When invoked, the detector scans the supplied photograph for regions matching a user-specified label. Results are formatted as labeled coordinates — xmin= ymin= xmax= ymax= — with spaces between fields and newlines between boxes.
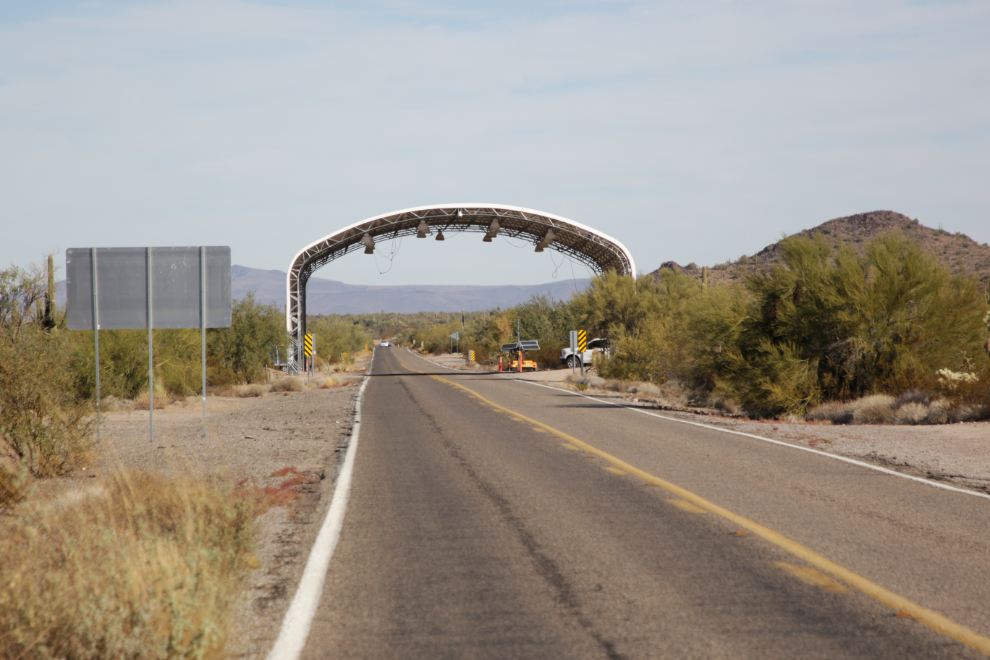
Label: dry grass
xmin=235 ymin=384 xmax=270 ymax=398
xmin=806 ymin=394 xmax=987 ymax=425
xmin=629 ymin=382 xmax=663 ymax=399
xmin=270 ymin=376 xmax=306 ymax=393
xmin=0 ymin=470 xmax=260 ymax=659
xmin=851 ymin=395 xmax=897 ymax=425
xmin=132 ymin=388 xmax=182 ymax=410
xmin=894 ymin=402 xmax=929 ymax=425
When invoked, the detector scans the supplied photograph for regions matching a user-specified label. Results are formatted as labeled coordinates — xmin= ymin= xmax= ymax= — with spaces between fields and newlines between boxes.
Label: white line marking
xmin=266 ymin=354 xmax=373 ymax=660
xmin=513 ymin=379 xmax=990 ymax=501
xmin=407 ymin=348 xmax=990 ymax=500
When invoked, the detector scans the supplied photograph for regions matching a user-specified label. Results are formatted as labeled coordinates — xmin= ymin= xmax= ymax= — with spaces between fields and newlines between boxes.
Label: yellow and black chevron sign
xmin=304 ymin=333 xmax=314 ymax=357
xmin=577 ymin=330 xmax=587 ymax=353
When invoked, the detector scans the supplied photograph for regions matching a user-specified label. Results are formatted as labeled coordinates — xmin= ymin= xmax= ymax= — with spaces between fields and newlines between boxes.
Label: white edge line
xmin=266 ymin=352 xmax=374 ymax=660
xmin=406 ymin=349 xmax=989 ymax=500
xmin=512 ymin=379 xmax=990 ymax=502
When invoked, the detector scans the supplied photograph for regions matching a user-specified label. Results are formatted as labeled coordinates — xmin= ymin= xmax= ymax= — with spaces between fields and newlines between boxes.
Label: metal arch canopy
xmin=285 ymin=203 xmax=636 ymax=342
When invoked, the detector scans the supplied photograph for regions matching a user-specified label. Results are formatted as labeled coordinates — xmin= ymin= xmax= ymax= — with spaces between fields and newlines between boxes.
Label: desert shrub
xmin=689 ymin=232 xmax=990 ymax=417
xmin=924 ymin=400 xmax=951 ymax=424
xmin=570 ymin=270 xmax=662 ymax=341
xmin=305 ymin=316 xmax=371 ymax=364
xmin=588 ymin=270 xmax=701 ymax=384
xmin=0 ymin=470 xmax=259 ymax=659
xmin=270 ymin=376 xmax=306 ymax=392
xmin=70 ymin=329 xmax=149 ymax=399
xmin=208 ymin=293 xmax=286 ymax=384
xmin=132 ymin=385 xmax=182 ymax=410
xmin=1 ymin=334 xmax=93 ymax=479
xmin=894 ymin=389 xmax=931 ymax=408
xmin=316 ymin=375 xmax=341 ymax=388
xmin=565 ymin=374 xmax=606 ymax=389
xmin=1 ymin=263 xmax=93 ymax=482
xmin=850 ymin=395 xmax=896 ymax=425
xmin=894 ymin=402 xmax=929 ymax=425
xmin=806 ymin=401 xmax=852 ymax=424
xmin=628 ymin=382 xmax=662 ymax=398
xmin=949 ymin=406 xmax=985 ymax=423
xmin=604 ymin=379 xmax=631 ymax=393
xmin=713 ymin=397 xmax=742 ymax=416
xmin=235 ymin=384 xmax=269 ymax=398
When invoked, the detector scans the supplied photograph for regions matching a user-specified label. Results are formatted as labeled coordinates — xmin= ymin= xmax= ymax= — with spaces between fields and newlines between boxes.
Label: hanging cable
xmin=373 ymin=236 xmax=403 ymax=275
xmin=499 ymin=235 xmax=528 ymax=249
xmin=549 ymin=249 xmax=565 ymax=279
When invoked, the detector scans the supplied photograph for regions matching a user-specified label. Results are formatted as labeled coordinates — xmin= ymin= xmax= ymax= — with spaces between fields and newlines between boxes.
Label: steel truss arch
xmin=286 ymin=204 xmax=636 ymax=355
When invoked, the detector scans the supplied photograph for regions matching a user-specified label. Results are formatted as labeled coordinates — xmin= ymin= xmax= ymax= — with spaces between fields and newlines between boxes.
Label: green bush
xmin=305 ymin=317 xmax=370 ymax=364
xmin=1 ymin=264 xmax=93 ymax=497
xmin=688 ymin=232 xmax=990 ymax=417
xmin=586 ymin=270 xmax=701 ymax=383
xmin=208 ymin=293 xmax=286 ymax=384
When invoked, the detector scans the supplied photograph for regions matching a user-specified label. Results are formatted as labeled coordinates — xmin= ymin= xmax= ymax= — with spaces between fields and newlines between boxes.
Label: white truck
xmin=560 ymin=338 xmax=611 ymax=368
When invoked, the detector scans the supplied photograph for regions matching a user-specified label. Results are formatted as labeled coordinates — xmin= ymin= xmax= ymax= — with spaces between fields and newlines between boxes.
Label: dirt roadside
xmin=418 ymin=351 xmax=990 ymax=496
xmin=41 ymin=357 xmax=371 ymax=658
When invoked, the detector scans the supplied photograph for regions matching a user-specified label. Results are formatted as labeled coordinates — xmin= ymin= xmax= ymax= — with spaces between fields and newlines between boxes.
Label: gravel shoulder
xmin=44 ymin=358 xmax=371 ymax=658
xmin=415 ymin=351 xmax=990 ymax=496
xmin=563 ymin=386 xmax=990 ymax=496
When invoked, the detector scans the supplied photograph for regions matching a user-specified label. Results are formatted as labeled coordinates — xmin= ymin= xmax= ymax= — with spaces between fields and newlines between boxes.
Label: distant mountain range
xmin=54 ymin=265 xmax=589 ymax=314
xmin=652 ymin=210 xmax=990 ymax=288
xmin=232 ymin=266 xmax=590 ymax=314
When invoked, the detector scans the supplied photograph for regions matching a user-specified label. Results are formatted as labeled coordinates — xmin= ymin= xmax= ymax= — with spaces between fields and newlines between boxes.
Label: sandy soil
xmin=43 ymin=357 xmax=372 ymax=659
xmin=415 ymin=351 xmax=990 ymax=495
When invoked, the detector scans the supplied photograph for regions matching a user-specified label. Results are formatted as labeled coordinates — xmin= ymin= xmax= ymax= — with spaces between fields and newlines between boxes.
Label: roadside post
xmin=66 ymin=247 xmax=232 ymax=442
xmin=578 ymin=329 xmax=587 ymax=376
xmin=304 ymin=333 xmax=314 ymax=386
xmin=569 ymin=330 xmax=578 ymax=374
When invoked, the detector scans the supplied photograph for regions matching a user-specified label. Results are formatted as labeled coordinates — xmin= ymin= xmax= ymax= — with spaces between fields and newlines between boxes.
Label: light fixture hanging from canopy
xmin=484 ymin=219 xmax=500 ymax=242
xmin=535 ymin=228 xmax=555 ymax=252
xmin=361 ymin=233 xmax=375 ymax=254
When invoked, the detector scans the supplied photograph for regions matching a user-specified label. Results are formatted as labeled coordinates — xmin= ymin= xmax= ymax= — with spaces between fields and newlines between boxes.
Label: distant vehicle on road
xmin=560 ymin=337 xmax=610 ymax=368
xmin=380 ymin=340 xmax=390 ymax=347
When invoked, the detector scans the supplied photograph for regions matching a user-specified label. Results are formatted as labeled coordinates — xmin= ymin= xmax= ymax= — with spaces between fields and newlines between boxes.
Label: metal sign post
xmin=578 ymin=329 xmax=587 ymax=376
xmin=91 ymin=248 xmax=101 ymax=443
xmin=569 ymin=330 xmax=578 ymax=374
xmin=147 ymin=248 xmax=154 ymax=442
xmin=200 ymin=246 xmax=207 ymax=438
xmin=304 ymin=333 xmax=314 ymax=386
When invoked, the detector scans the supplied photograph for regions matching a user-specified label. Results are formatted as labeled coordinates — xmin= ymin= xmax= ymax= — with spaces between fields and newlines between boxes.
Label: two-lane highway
xmin=296 ymin=347 xmax=990 ymax=659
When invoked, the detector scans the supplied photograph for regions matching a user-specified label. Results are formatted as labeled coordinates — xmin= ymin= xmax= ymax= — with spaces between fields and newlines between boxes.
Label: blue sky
xmin=2 ymin=0 xmax=989 ymax=286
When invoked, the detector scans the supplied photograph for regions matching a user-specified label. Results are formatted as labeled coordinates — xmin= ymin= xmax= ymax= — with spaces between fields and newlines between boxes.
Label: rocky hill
xmin=652 ymin=211 xmax=990 ymax=288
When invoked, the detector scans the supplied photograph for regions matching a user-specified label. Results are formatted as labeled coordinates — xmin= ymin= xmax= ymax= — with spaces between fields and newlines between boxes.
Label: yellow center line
xmin=424 ymin=371 xmax=990 ymax=656
xmin=775 ymin=562 xmax=851 ymax=594
xmin=667 ymin=499 xmax=707 ymax=514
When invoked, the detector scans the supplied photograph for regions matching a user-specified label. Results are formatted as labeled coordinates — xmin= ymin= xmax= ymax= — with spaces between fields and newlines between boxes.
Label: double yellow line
xmin=426 ymin=368 xmax=990 ymax=656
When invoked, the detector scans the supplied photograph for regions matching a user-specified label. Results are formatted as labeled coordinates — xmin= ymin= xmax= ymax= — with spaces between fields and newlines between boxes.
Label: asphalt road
xmin=299 ymin=347 xmax=990 ymax=659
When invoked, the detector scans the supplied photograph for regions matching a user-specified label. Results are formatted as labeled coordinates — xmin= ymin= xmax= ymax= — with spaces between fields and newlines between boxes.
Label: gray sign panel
xmin=66 ymin=247 xmax=232 ymax=330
